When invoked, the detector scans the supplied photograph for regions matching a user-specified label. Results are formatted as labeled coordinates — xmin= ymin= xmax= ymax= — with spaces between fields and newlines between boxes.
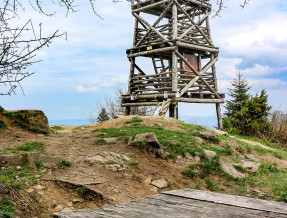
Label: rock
xmin=185 ymin=153 xmax=193 ymax=160
xmin=55 ymin=205 xmax=64 ymax=211
xmin=15 ymin=166 xmax=21 ymax=171
xmin=199 ymin=131 xmax=216 ymax=141
xmin=66 ymin=202 xmax=73 ymax=207
xmin=103 ymin=138 xmax=117 ymax=143
xmin=203 ymin=150 xmax=216 ymax=159
xmin=177 ymin=155 xmax=183 ymax=160
xmin=8 ymin=110 xmax=49 ymax=134
xmin=194 ymin=156 xmax=200 ymax=162
xmin=242 ymin=161 xmax=260 ymax=172
xmin=193 ymin=137 xmax=204 ymax=144
xmin=150 ymin=186 xmax=158 ymax=193
xmin=26 ymin=188 xmax=34 ymax=193
xmin=0 ymin=154 xmax=26 ymax=167
xmin=143 ymin=177 xmax=152 ymax=185
xmin=72 ymin=198 xmax=83 ymax=204
xmin=131 ymin=133 xmax=163 ymax=158
xmin=151 ymin=178 xmax=168 ymax=189
xmin=246 ymin=154 xmax=259 ymax=162
xmin=61 ymin=208 xmax=72 ymax=213
xmin=34 ymin=185 xmax=44 ymax=190
xmin=133 ymin=133 xmax=161 ymax=149
xmin=27 ymin=153 xmax=62 ymax=168
xmin=220 ymin=160 xmax=246 ymax=179
xmin=86 ymin=152 xmax=131 ymax=165
xmin=214 ymin=130 xmax=228 ymax=135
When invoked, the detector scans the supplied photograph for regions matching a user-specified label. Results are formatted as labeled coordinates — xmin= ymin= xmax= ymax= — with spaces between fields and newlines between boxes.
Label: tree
xmin=223 ymin=73 xmax=271 ymax=137
xmin=96 ymin=107 xmax=110 ymax=123
xmin=224 ymin=72 xmax=251 ymax=118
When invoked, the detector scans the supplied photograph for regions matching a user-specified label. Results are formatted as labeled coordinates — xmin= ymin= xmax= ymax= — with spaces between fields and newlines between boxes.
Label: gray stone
xmin=199 ymin=131 xmax=216 ymax=141
xmin=103 ymin=138 xmax=117 ymax=143
xmin=193 ymin=136 xmax=204 ymax=144
xmin=242 ymin=161 xmax=260 ymax=172
xmin=214 ymin=130 xmax=228 ymax=135
xmin=203 ymin=150 xmax=217 ymax=159
xmin=151 ymin=178 xmax=168 ymax=189
xmin=133 ymin=133 xmax=161 ymax=149
xmin=15 ymin=166 xmax=22 ymax=171
xmin=220 ymin=160 xmax=246 ymax=179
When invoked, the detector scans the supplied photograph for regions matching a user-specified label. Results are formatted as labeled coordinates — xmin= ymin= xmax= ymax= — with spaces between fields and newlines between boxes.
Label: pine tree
xmin=224 ymin=72 xmax=251 ymax=118
xmin=96 ymin=107 xmax=110 ymax=123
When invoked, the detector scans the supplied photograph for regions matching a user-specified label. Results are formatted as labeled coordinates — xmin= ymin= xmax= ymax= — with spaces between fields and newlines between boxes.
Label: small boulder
xmin=193 ymin=137 xmax=204 ymax=144
xmin=151 ymin=178 xmax=168 ymax=189
xmin=242 ymin=161 xmax=260 ymax=172
xmin=203 ymin=150 xmax=217 ymax=159
xmin=103 ymin=138 xmax=117 ymax=143
xmin=133 ymin=133 xmax=161 ymax=149
xmin=214 ymin=130 xmax=228 ymax=135
xmin=143 ymin=177 xmax=152 ymax=185
xmin=220 ymin=160 xmax=245 ymax=179
xmin=131 ymin=133 xmax=163 ymax=158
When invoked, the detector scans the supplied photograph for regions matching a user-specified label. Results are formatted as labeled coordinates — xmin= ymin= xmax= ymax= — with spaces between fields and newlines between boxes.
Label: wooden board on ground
xmin=54 ymin=189 xmax=287 ymax=218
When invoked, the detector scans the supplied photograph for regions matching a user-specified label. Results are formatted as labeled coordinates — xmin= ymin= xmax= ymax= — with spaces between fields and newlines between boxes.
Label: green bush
xmin=17 ymin=142 xmax=45 ymax=152
xmin=0 ymin=120 xmax=7 ymax=129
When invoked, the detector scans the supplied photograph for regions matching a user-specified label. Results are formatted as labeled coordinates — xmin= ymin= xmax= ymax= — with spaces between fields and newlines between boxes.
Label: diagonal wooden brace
xmin=175 ymin=0 xmax=214 ymax=47
xmin=133 ymin=13 xmax=173 ymax=47
xmin=175 ymin=51 xmax=220 ymax=98
xmin=179 ymin=12 xmax=211 ymax=40
xmin=134 ymin=0 xmax=175 ymax=48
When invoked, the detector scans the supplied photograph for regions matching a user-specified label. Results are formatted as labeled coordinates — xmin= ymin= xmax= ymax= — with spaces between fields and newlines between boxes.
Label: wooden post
xmin=216 ymin=103 xmax=222 ymax=130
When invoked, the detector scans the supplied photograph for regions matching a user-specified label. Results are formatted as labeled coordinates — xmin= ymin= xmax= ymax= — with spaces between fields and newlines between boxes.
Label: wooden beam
xmin=175 ymin=97 xmax=224 ymax=103
xmin=176 ymin=41 xmax=218 ymax=53
xmin=127 ymin=46 xmax=176 ymax=58
xmin=132 ymin=0 xmax=169 ymax=13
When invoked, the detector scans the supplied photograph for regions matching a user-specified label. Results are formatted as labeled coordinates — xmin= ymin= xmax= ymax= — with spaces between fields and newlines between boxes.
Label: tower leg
xmin=174 ymin=103 xmax=178 ymax=119
xmin=216 ymin=103 xmax=222 ymax=130
xmin=169 ymin=104 xmax=174 ymax=118
xmin=126 ymin=106 xmax=131 ymax=116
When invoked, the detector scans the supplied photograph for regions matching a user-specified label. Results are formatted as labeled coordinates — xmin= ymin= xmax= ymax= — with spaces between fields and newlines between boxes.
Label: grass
xmin=0 ymin=166 xmax=38 ymax=190
xmin=0 ymin=119 xmax=7 ymax=129
xmin=16 ymin=142 xmax=45 ymax=152
xmin=50 ymin=126 xmax=64 ymax=131
xmin=126 ymin=160 xmax=141 ymax=166
xmin=0 ymin=198 xmax=16 ymax=218
xmin=94 ymin=138 xmax=107 ymax=145
xmin=205 ymin=179 xmax=217 ymax=191
xmin=73 ymin=126 xmax=88 ymax=131
xmin=181 ymin=164 xmax=197 ymax=178
xmin=95 ymin=124 xmax=205 ymax=156
xmin=61 ymin=160 xmax=72 ymax=167
xmin=126 ymin=116 xmax=143 ymax=124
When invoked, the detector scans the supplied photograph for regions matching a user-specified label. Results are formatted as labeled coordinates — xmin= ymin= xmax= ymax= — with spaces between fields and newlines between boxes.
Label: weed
xmin=0 ymin=120 xmax=7 ymax=129
xmin=182 ymin=164 xmax=197 ymax=178
xmin=166 ymin=153 xmax=177 ymax=159
xmin=258 ymin=163 xmax=279 ymax=174
xmin=205 ymin=179 xmax=216 ymax=191
xmin=17 ymin=142 xmax=45 ymax=152
xmin=62 ymin=160 xmax=72 ymax=167
xmin=126 ymin=116 xmax=143 ymax=124
xmin=105 ymin=161 xmax=116 ymax=165
xmin=233 ymin=165 xmax=247 ymax=173
xmin=94 ymin=139 xmax=107 ymax=145
xmin=126 ymin=160 xmax=140 ymax=166
xmin=73 ymin=126 xmax=88 ymax=131
xmin=50 ymin=126 xmax=64 ymax=131
xmin=199 ymin=156 xmax=222 ymax=178
xmin=222 ymin=145 xmax=233 ymax=155
xmin=0 ymin=198 xmax=16 ymax=218
xmin=35 ymin=160 xmax=44 ymax=168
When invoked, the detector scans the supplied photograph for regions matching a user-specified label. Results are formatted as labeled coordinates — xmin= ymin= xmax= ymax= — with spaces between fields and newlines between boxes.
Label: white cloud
xmin=76 ymin=85 xmax=99 ymax=93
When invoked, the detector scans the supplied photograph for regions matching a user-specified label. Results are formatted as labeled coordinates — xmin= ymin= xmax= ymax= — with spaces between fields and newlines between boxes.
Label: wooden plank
xmin=176 ymin=97 xmax=224 ymax=103
xmin=176 ymin=41 xmax=218 ymax=53
xmin=132 ymin=0 xmax=169 ymax=13
xmin=127 ymin=46 xmax=176 ymax=58
xmin=163 ymin=189 xmax=287 ymax=215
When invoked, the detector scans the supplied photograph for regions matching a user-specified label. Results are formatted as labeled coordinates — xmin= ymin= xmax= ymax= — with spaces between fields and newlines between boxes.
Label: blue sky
xmin=2 ymin=0 xmax=287 ymax=125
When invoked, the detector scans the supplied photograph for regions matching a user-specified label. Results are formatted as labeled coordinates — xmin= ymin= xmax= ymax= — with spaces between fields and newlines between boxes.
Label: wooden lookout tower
xmin=121 ymin=0 xmax=225 ymax=129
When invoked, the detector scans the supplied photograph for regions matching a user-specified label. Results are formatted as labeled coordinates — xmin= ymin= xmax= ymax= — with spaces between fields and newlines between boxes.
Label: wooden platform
xmin=54 ymin=189 xmax=287 ymax=217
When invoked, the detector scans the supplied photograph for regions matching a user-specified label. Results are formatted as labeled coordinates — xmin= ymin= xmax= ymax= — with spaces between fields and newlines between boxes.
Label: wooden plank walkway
xmin=54 ymin=189 xmax=287 ymax=218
